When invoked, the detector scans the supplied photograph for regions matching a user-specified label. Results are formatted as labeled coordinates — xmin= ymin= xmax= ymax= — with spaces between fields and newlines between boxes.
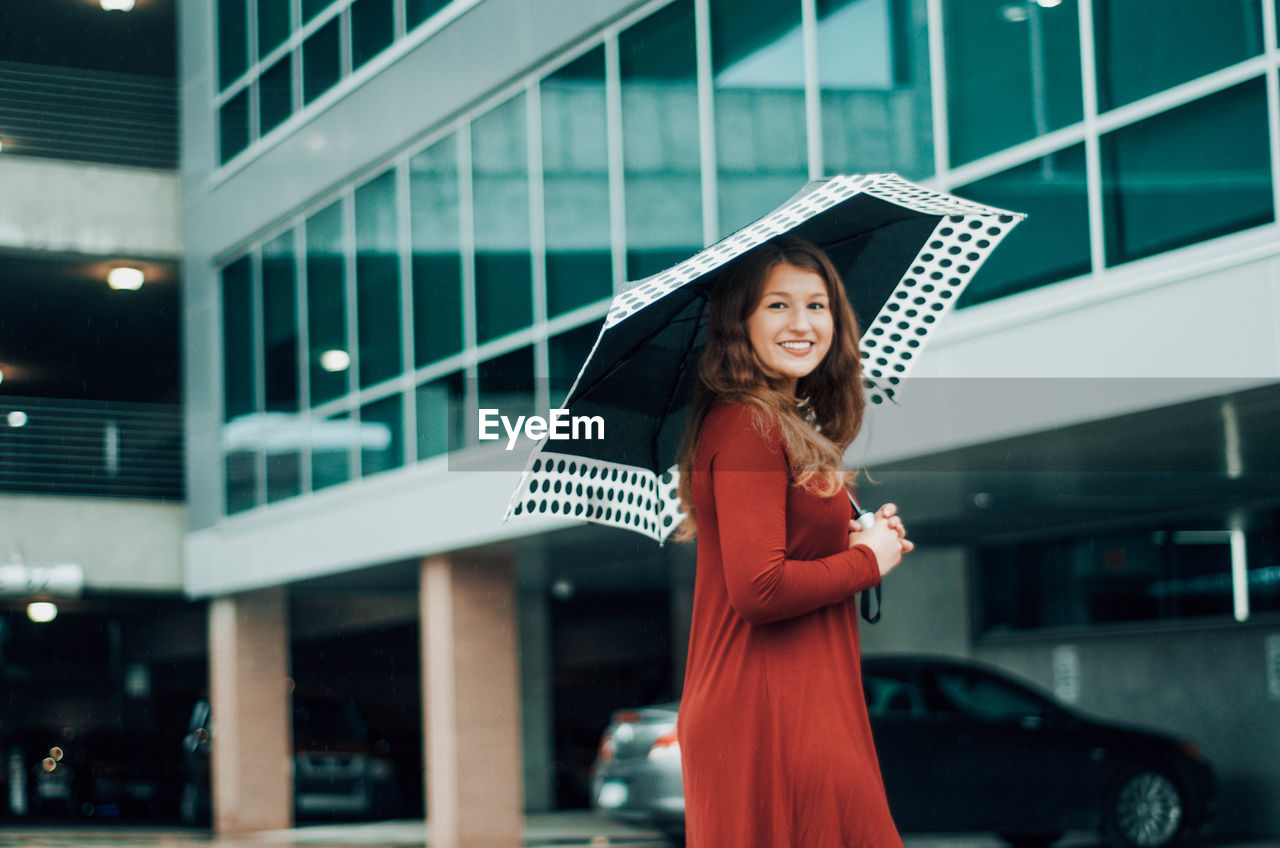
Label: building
xmin=3 ymin=0 xmax=1278 ymax=842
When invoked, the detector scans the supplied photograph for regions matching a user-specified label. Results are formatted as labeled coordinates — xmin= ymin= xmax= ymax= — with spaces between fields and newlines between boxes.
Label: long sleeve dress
xmin=678 ymin=401 xmax=903 ymax=848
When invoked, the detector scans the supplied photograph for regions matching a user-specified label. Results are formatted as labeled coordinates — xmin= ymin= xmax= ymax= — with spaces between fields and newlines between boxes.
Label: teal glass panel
xmin=257 ymin=0 xmax=290 ymax=59
xmin=1094 ymin=0 xmax=1264 ymax=111
xmin=955 ymin=145 xmax=1090 ymax=307
xmin=218 ymin=0 xmax=248 ymax=89
xmin=351 ymin=0 xmax=394 ymax=70
xmin=711 ymin=0 xmax=808 ymax=235
xmin=548 ymin=320 xmax=603 ymax=403
xmin=258 ymin=55 xmax=294 ymax=136
xmin=311 ymin=410 xmax=352 ymax=490
xmin=219 ymin=89 xmax=250 ymax=164
xmin=221 ymin=256 xmax=255 ymax=422
xmin=225 ymin=452 xmax=257 ymax=514
xmin=262 ymin=231 xmax=299 ymax=411
xmin=1102 ymin=78 xmax=1273 ymax=267
xmin=472 ymin=95 xmax=533 ymax=343
xmin=407 ymin=0 xmax=452 ymax=29
xmin=360 ymin=393 xmax=404 ymax=476
xmin=262 ymin=231 xmax=303 ymax=502
xmin=819 ymin=0 xmax=932 ymax=178
xmin=409 ymin=135 xmax=464 ymax=366
xmin=222 ymin=255 xmax=257 ymax=515
xmin=541 ymin=47 xmax=614 ymax=317
xmin=302 ymin=0 xmax=331 ymax=23
xmin=478 ymin=346 xmax=535 ymax=428
xmin=944 ymin=0 xmax=1082 ymax=165
xmin=306 ymin=201 xmax=349 ymax=406
xmin=417 ymin=371 xmax=466 ymax=459
xmin=303 ymin=17 xmax=341 ymax=104
xmin=619 ymin=0 xmax=703 ymax=280
xmin=355 ymin=169 xmax=403 ymax=388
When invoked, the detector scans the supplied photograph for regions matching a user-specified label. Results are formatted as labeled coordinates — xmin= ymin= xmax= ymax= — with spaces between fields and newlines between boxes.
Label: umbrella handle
xmin=847 ymin=489 xmax=876 ymax=530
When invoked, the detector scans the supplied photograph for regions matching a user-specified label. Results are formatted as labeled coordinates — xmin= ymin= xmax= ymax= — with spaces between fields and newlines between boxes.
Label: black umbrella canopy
xmin=507 ymin=174 xmax=1025 ymax=542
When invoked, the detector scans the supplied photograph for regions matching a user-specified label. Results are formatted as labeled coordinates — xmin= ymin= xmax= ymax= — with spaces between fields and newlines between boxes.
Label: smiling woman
xmin=744 ymin=262 xmax=835 ymax=395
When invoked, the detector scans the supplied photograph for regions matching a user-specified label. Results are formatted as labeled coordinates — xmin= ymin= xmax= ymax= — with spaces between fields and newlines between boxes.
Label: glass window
xmin=471 ymin=95 xmax=533 ymax=343
xmin=360 ymin=393 xmax=404 ymax=476
xmin=221 ymin=256 xmax=255 ymax=422
xmin=409 ymin=135 xmax=464 ymax=366
xmin=1101 ymin=78 xmax=1272 ymax=267
xmin=619 ymin=0 xmax=703 ymax=280
xmin=478 ymin=346 xmax=535 ymax=429
xmin=930 ymin=671 xmax=1048 ymax=721
xmin=978 ymin=522 xmax=1260 ymax=634
xmin=944 ymin=0 xmax=1082 ymax=165
xmin=863 ymin=672 xmax=926 ymax=717
xmin=259 ymin=55 xmax=294 ymax=137
xmin=220 ymin=89 xmax=251 ymax=164
xmin=1246 ymin=509 xmax=1280 ymax=616
xmin=819 ymin=0 xmax=932 ymax=178
xmin=225 ymin=452 xmax=258 ymax=514
xmin=311 ymin=410 xmax=352 ymax=490
xmin=407 ymin=0 xmax=452 ymax=29
xmin=541 ymin=47 xmax=614 ymax=317
xmin=262 ymin=231 xmax=299 ymax=411
xmin=257 ymin=0 xmax=291 ymax=59
xmin=218 ymin=0 xmax=248 ymax=89
xmin=711 ymin=0 xmax=808 ymax=236
xmin=1094 ymin=0 xmax=1264 ymax=112
xmin=302 ymin=0 xmax=332 ymax=24
xmin=306 ymin=200 xmax=349 ymax=406
xmin=351 ymin=0 xmax=395 ymax=71
xmin=954 ymin=145 xmax=1090 ymax=306
xmin=416 ymin=371 xmax=466 ymax=459
xmin=354 ymin=169 xmax=403 ymax=388
xmin=222 ymin=255 xmax=257 ymax=515
xmin=548 ymin=320 xmax=602 ymax=402
xmin=261 ymin=233 xmax=302 ymax=500
xmin=303 ymin=17 xmax=342 ymax=104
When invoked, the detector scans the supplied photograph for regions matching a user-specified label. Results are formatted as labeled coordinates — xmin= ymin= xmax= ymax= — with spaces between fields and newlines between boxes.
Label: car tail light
xmin=647 ymin=728 xmax=680 ymax=762
xmin=613 ymin=711 xmax=642 ymax=724
xmin=598 ymin=730 xmax=615 ymax=763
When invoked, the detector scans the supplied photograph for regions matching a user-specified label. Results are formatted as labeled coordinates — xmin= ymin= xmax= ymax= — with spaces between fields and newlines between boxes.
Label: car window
xmin=863 ymin=673 xmax=926 ymax=718
xmin=931 ymin=671 xmax=1048 ymax=721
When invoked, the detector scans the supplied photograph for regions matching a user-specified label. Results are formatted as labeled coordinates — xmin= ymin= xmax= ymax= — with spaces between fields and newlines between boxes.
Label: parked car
xmin=181 ymin=691 xmax=402 ymax=824
xmin=21 ymin=726 xmax=182 ymax=819
xmin=591 ymin=655 xmax=1217 ymax=848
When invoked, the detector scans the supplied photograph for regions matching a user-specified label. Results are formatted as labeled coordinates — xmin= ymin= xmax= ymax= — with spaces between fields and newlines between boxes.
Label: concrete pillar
xmin=421 ymin=552 xmax=523 ymax=848
xmin=209 ymin=588 xmax=292 ymax=834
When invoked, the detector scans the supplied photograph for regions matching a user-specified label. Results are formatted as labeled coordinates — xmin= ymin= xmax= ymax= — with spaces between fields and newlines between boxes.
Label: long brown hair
xmin=673 ymin=235 xmax=866 ymax=540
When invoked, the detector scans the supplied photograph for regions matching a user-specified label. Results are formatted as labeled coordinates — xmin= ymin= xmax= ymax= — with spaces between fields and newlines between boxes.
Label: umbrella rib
xmin=650 ymin=290 xmax=709 ymax=472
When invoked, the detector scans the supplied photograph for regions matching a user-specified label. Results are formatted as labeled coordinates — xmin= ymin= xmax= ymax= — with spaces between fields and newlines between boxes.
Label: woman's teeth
xmin=780 ymin=341 xmax=811 ymax=350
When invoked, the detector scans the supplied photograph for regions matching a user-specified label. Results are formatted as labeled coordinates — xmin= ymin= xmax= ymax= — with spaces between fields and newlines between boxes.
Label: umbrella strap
xmin=861 ymin=584 xmax=881 ymax=625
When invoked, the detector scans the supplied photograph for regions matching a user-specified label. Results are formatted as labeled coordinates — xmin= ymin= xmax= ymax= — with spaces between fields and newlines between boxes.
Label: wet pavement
xmin=0 ymin=815 xmax=1275 ymax=848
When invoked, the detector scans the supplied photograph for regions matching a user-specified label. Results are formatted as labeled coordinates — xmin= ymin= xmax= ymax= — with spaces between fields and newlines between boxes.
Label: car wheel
xmin=998 ymin=831 xmax=1062 ymax=848
xmin=1103 ymin=766 xmax=1186 ymax=848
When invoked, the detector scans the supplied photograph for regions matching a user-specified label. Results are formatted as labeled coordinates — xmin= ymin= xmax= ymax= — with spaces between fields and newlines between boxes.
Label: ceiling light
xmin=1035 ymin=0 xmax=1062 ymax=6
xmin=108 ymin=267 xmax=145 ymax=291
xmin=320 ymin=349 xmax=351 ymax=372
xmin=7 ymin=411 xmax=27 ymax=428
xmin=100 ymin=0 xmax=136 ymax=10
xmin=28 ymin=602 xmax=58 ymax=623
xmin=0 ymin=368 xmax=4 ymax=385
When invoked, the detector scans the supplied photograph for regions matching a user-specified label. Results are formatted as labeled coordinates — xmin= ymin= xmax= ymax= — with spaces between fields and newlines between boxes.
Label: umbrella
xmin=505 ymin=174 xmax=1025 ymax=543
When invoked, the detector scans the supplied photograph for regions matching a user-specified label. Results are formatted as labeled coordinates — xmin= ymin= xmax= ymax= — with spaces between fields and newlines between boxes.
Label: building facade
xmin=179 ymin=0 xmax=1280 ymax=840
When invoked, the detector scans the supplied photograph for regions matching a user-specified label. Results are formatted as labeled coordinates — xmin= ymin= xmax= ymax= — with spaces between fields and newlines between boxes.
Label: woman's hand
xmin=848 ymin=503 xmax=915 ymax=578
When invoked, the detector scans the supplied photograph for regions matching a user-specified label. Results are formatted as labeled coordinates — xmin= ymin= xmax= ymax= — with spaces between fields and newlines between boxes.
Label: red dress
xmin=679 ymin=401 xmax=903 ymax=848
